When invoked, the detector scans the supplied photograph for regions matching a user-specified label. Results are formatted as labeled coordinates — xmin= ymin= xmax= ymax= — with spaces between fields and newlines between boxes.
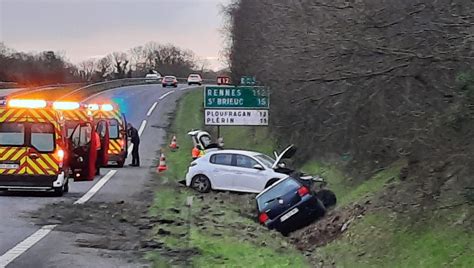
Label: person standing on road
xmin=127 ymin=123 xmax=140 ymax=166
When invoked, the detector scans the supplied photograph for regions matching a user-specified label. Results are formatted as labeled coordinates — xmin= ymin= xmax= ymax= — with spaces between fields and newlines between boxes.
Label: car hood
xmin=271 ymin=145 xmax=296 ymax=169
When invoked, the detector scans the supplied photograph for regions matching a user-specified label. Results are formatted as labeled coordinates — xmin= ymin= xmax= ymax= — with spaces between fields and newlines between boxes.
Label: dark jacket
xmin=128 ymin=127 xmax=140 ymax=144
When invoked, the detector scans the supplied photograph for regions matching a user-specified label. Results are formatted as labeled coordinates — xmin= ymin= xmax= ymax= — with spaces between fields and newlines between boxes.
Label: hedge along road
xmin=0 ymin=83 xmax=200 ymax=267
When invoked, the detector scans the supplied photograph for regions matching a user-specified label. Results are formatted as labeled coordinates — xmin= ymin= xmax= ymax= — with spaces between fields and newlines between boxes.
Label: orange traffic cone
xmin=157 ymin=152 xmax=167 ymax=172
xmin=169 ymin=135 xmax=179 ymax=151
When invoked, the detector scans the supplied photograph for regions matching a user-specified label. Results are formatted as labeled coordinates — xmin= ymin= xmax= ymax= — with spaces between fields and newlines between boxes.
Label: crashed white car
xmin=185 ymin=146 xmax=296 ymax=193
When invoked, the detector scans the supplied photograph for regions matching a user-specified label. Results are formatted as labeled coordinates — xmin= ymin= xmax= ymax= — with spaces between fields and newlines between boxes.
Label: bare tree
xmin=78 ymin=59 xmax=96 ymax=81
xmin=111 ymin=52 xmax=129 ymax=79
xmin=95 ymin=56 xmax=113 ymax=80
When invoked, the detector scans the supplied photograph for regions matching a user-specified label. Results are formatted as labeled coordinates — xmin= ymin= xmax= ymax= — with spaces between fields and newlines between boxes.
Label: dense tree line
xmin=0 ymin=43 xmax=80 ymax=85
xmin=225 ymin=0 xmax=473 ymax=179
xmin=78 ymin=42 xmax=217 ymax=82
xmin=0 ymin=42 xmax=216 ymax=85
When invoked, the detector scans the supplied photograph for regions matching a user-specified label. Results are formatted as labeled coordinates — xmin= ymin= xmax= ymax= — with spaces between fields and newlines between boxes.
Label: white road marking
xmin=127 ymin=119 xmax=147 ymax=157
xmin=74 ymin=170 xmax=117 ymax=205
xmin=138 ymin=120 xmax=147 ymax=136
xmin=146 ymin=102 xmax=158 ymax=117
xmin=159 ymin=90 xmax=174 ymax=100
xmin=0 ymin=225 xmax=56 ymax=267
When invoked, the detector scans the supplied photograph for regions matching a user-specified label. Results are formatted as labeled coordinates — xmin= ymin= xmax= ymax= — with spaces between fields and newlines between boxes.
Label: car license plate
xmin=0 ymin=163 xmax=19 ymax=169
xmin=280 ymin=207 xmax=299 ymax=222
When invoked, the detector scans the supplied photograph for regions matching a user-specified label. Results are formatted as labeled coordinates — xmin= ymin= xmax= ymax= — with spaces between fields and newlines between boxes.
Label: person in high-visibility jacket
xmin=192 ymin=145 xmax=204 ymax=160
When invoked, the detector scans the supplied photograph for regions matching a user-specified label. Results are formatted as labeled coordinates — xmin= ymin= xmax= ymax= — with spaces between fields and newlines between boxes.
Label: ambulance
xmin=53 ymin=101 xmax=110 ymax=177
xmin=88 ymin=103 xmax=128 ymax=167
xmin=0 ymin=99 xmax=101 ymax=195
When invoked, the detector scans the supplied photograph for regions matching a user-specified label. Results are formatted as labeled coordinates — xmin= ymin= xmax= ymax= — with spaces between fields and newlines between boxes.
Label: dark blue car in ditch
xmin=256 ymin=176 xmax=333 ymax=235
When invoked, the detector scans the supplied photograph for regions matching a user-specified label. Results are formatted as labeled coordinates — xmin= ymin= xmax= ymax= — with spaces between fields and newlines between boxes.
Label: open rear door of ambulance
xmin=96 ymin=119 xmax=109 ymax=166
xmin=69 ymin=122 xmax=97 ymax=181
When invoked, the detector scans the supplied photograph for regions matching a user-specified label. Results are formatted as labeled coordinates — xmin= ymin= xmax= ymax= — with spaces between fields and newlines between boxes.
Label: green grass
xmin=317 ymin=207 xmax=474 ymax=268
xmin=191 ymin=231 xmax=306 ymax=268
xmin=301 ymin=160 xmax=405 ymax=207
xmin=148 ymin=88 xmax=307 ymax=267
xmin=149 ymin=88 xmax=473 ymax=268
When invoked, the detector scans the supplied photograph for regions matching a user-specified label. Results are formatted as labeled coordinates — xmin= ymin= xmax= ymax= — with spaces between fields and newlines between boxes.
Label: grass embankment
xmin=146 ymin=88 xmax=306 ymax=267
xmin=301 ymin=161 xmax=473 ymax=267
xmin=146 ymin=88 xmax=472 ymax=267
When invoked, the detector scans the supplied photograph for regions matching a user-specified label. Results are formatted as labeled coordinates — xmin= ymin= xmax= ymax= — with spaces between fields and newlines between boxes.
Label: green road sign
xmin=240 ymin=76 xmax=256 ymax=86
xmin=204 ymin=86 xmax=269 ymax=109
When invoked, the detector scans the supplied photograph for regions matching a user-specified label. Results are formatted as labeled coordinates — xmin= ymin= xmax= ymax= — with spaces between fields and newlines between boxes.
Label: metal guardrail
xmin=60 ymin=77 xmax=215 ymax=100
xmin=2 ymin=76 xmax=216 ymax=100
xmin=6 ymin=83 xmax=86 ymax=98
xmin=0 ymin=82 xmax=19 ymax=89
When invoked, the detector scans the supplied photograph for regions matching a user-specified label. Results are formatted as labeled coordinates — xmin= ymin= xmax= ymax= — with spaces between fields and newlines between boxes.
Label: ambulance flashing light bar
xmin=8 ymin=99 xmax=47 ymax=109
xmin=52 ymin=101 xmax=81 ymax=110
xmin=87 ymin=103 xmax=114 ymax=111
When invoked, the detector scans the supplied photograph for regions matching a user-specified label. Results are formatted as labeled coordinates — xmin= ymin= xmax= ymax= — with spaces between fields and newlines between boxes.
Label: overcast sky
xmin=0 ymin=0 xmax=229 ymax=70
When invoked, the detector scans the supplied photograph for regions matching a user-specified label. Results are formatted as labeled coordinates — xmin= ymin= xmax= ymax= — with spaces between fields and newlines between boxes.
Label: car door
xmin=69 ymin=122 xmax=97 ymax=181
xmin=208 ymin=153 xmax=235 ymax=190
xmin=232 ymin=154 xmax=266 ymax=192
xmin=96 ymin=120 xmax=110 ymax=166
xmin=121 ymin=113 xmax=128 ymax=154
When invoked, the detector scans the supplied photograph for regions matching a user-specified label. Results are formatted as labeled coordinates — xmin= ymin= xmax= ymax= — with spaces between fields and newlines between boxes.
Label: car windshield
xmin=256 ymin=178 xmax=300 ymax=210
xmin=254 ymin=154 xmax=275 ymax=168
xmin=164 ymin=77 xmax=175 ymax=81
xmin=189 ymin=75 xmax=199 ymax=78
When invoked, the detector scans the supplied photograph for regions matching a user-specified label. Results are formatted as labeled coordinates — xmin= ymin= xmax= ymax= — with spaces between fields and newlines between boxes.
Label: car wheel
xmin=316 ymin=189 xmax=337 ymax=208
xmin=63 ymin=179 xmax=69 ymax=193
xmin=188 ymin=83 xmax=191 ymax=85
xmin=174 ymin=84 xmax=177 ymax=88
xmin=191 ymin=175 xmax=211 ymax=193
xmin=53 ymin=185 xmax=64 ymax=197
xmin=265 ymin=178 xmax=279 ymax=189
xmin=117 ymin=160 xmax=124 ymax=168
xmin=162 ymin=85 xmax=166 ymax=87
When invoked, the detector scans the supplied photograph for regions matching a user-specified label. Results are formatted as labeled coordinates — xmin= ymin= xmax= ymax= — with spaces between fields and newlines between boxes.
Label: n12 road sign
xmin=204 ymin=86 xmax=269 ymax=109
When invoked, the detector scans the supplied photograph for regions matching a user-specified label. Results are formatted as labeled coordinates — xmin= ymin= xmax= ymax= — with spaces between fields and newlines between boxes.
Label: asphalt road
xmin=0 ymin=83 xmax=198 ymax=267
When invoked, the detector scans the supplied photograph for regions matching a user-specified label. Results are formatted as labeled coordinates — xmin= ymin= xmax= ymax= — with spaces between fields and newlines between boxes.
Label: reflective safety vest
xmin=95 ymin=132 xmax=101 ymax=150
xmin=192 ymin=147 xmax=200 ymax=159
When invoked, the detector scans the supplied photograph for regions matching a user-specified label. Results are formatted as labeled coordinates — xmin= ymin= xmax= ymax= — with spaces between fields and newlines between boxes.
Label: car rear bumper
xmin=266 ymin=196 xmax=324 ymax=232
xmin=0 ymin=174 xmax=57 ymax=189
xmin=108 ymin=152 xmax=126 ymax=162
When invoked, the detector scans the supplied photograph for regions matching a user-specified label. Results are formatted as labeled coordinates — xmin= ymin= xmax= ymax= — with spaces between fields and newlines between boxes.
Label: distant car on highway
xmin=185 ymin=146 xmax=296 ymax=193
xmin=256 ymin=175 xmax=328 ymax=235
xmin=145 ymin=73 xmax=161 ymax=83
xmin=187 ymin=74 xmax=202 ymax=85
xmin=162 ymin=76 xmax=178 ymax=88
